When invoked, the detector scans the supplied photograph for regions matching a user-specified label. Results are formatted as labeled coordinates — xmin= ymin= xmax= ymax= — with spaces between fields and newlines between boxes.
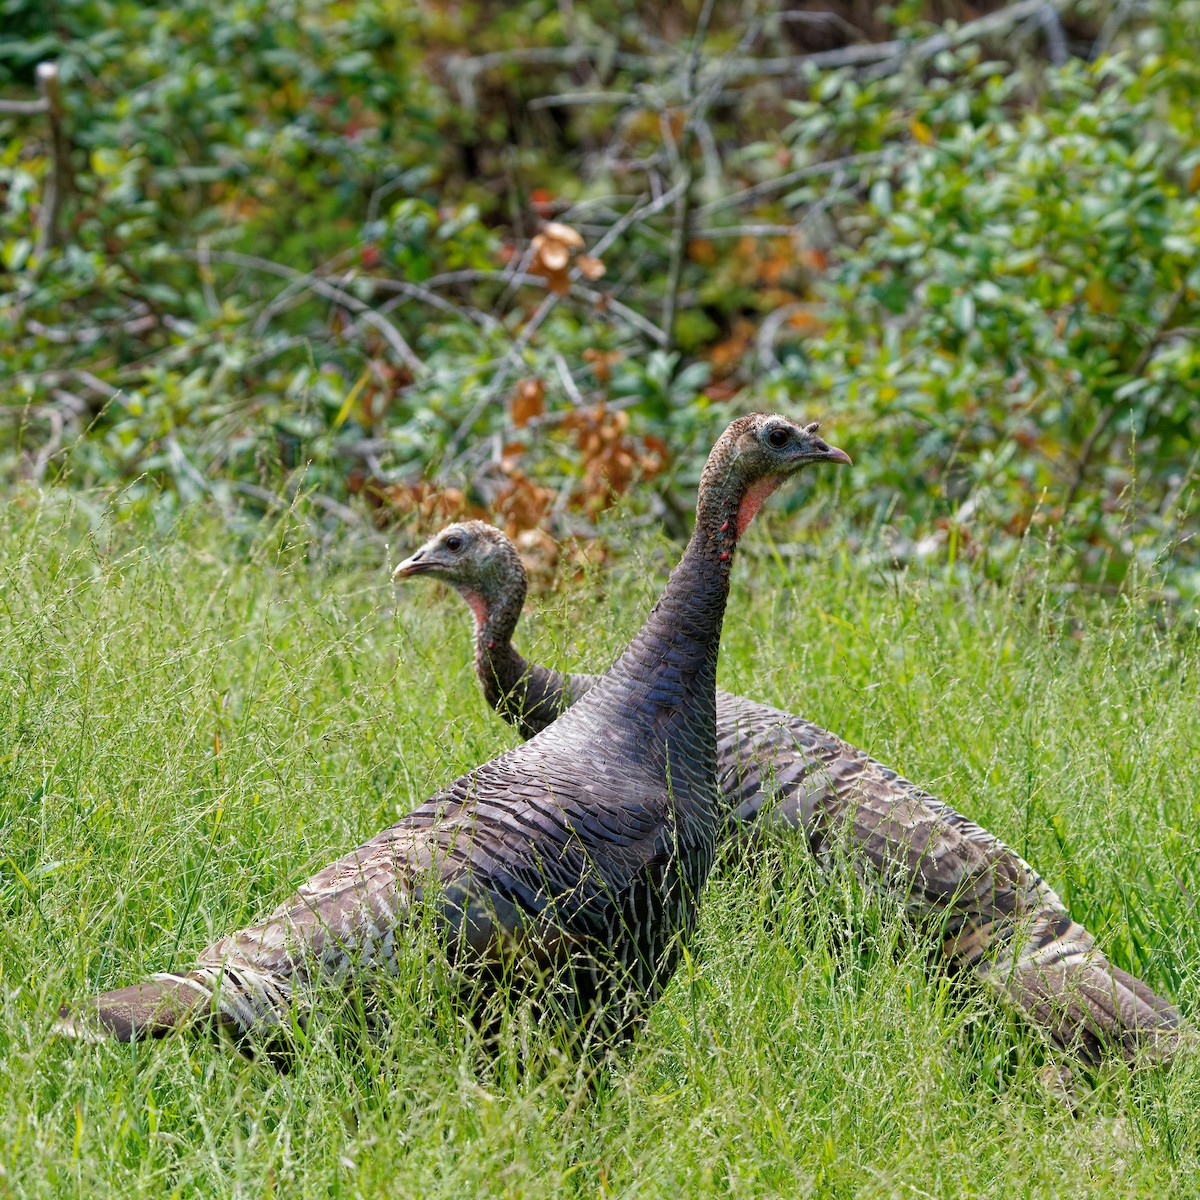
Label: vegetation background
xmin=2 ymin=0 xmax=1200 ymax=1196
xmin=3 ymin=0 xmax=1199 ymax=593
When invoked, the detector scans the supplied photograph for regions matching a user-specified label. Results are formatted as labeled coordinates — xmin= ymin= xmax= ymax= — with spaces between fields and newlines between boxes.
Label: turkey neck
xmin=463 ymin=571 xmax=529 ymax=710
xmin=601 ymin=449 xmax=761 ymax=780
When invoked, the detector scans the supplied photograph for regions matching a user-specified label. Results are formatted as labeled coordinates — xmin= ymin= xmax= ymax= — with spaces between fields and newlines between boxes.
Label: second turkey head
xmin=394 ymin=520 xmax=527 ymax=630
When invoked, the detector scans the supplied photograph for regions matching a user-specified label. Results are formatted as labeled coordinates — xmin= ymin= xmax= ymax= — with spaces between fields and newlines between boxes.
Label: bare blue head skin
xmin=394 ymin=416 xmax=850 ymax=734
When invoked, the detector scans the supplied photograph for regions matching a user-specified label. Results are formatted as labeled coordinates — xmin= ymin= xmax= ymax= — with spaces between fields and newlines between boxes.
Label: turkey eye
xmin=446 ymin=536 xmax=463 ymax=552
xmin=767 ymin=427 xmax=789 ymax=449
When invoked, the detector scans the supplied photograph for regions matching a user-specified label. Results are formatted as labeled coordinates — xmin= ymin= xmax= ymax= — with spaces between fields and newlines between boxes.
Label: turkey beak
xmin=819 ymin=443 xmax=852 ymax=466
xmin=393 ymin=551 xmax=432 ymax=581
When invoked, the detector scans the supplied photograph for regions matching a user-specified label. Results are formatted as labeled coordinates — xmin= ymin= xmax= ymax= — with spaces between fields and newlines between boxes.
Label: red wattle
xmin=463 ymin=590 xmax=489 ymax=632
xmin=735 ymin=476 xmax=782 ymax=537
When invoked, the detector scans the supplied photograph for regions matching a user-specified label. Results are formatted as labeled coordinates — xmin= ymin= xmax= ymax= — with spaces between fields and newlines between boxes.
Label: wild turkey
xmin=57 ymin=414 xmax=850 ymax=1044
xmin=394 ymin=522 xmax=1189 ymax=1065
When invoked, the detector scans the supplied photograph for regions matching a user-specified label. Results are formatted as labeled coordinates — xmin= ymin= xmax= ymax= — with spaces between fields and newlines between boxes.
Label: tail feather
xmin=55 ymin=972 xmax=229 ymax=1043
xmin=979 ymin=913 xmax=1190 ymax=1064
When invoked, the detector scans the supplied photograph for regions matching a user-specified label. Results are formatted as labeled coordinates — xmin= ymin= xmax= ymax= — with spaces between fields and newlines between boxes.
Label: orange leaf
xmin=511 ymin=379 xmax=545 ymax=427
xmin=542 ymin=221 xmax=584 ymax=249
xmin=576 ymin=254 xmax=606 ymax=281
xmin=910 ymin=119 xmax=933 ymax=145
xmin=533 ymin=234 xmax=570 ymax=272
xmin=800 ymin=246 xmax=829 ymax=273
xmin=787 ymin=307 xmax=826 ymax=333
xmin=583 ymin=347 xmax=621 ymax=383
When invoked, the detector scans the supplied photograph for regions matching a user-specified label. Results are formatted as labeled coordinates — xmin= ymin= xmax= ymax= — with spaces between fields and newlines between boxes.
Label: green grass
xmin=1 ymin=493 xmax=1199 ymax=1198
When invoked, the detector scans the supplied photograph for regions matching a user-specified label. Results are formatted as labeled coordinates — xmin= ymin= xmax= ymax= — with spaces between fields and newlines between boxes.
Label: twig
xmin=777 ymin=10 xmax=867 ymax=41
xmin=662 ymin=0 xmax=716 ymax=352
xmin=25 ymin=312 xmax=158 ymax=343
xmin=696 ymin=150 xmax=887 ymax=217
xmin=1065 ymin=283 xmax=1187 ymax=508
xmin=0 ymin=97 xmax=48 ymax=115
xmin=863 ymin=0 xmax=1077 ymax=81
xmin=569 ymin=283 xmax=668 ymax=345
xmin=358 ymin=277 xmax=502 ymax=334
xmin=366 ymin=173 xmax=414 ymax=223
xmin=756 ymin=302 xmax=819 ymax=373
xmin=528 ymin=90 xmax=639 ymax=110
xmin=588 ymin=178 xmax=687 ymax=258
xmin=1036 ymin=3 xmax=1069 ymax=67
xmin=48 ymin=388 xmax=90 ymax=419
xmin=694 ymin=223 xmax=811 ymax=239
xmin=447 ymin=47 xmax=656 ymax=110
xmin=231 ymin=480 xmax=362 ymax=525
xmin=190 ymin=250 xmax=427 ymax=377
xmin=554 ymin=352 xmax=586 ymax=407
xmin=34 ymin=63 xmax=71 ymax=256
xmin=1092 ymin=0 xmax=1140 ymax=59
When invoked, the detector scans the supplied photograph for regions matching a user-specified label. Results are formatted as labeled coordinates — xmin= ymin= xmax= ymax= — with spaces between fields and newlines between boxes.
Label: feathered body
xmin=395 ymin=521 xmax=1189 ymax=1064
xmin=59 ymin=415 xmax=849 ymax=1044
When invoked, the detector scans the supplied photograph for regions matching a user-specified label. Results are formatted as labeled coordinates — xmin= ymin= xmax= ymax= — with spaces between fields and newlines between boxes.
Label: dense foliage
xmin=2 ymin=0 xmax=1199 ymax=596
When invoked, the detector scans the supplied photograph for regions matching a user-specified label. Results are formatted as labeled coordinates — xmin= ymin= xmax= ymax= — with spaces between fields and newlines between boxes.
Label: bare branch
xmin=777 ymin=10 xmax=867 ymax=41
xmin=694 ymin=223 xmax=811 ymax=239
xmin=554 ymin=352 xmax=586 ymax=407
xmin=34 ymin=63 xmax=72 ymax=256
xmin=863 ymin=0 xmax=1077 ymax=81
xmin=696 ymin=150 xmax=887 ymax=218
xmin=231 ymin=479 xmax=362 ymax=525
xmin=570 ymin=283 xmax=669 ymax=345
xmin=1092 ymin=0 xmax=1142 ymax=59
xmin=1035 ymin=3 xmax=1069 ymax=67
xmin=528 ymin=90 xmax=639 ymax=110
xmin=0 ymin=97 xmax=48 ymax=115
xmin=25 ymin=312 xmax=158 ymax=344
xmin=359 ymin=277 xmax=503 ymax=334
xmin=191 ymin=250 xmax=427 ymax=377
xmin=756 ymin=302 xmax=819 ymax=373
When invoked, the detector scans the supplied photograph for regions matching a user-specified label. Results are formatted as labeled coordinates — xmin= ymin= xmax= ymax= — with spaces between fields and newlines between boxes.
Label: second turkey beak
xmin=393 ymin=551 xmax=434 ymax=580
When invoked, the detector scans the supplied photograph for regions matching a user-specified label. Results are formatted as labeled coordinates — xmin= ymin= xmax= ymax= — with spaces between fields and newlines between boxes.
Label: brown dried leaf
xmin=511 ymin=378 xmax=545 ymax=427
xmin=576 ymin=254 xmax=606 ymax=281
xmin=491 ymin=467 xmax=554 ymax=535
xmin=536 ymin=238 xmax=570 ymax=272
xmin=583 ymin=347 xmax=621 ymax=383
xmin=542 ymin=221 xmax=584 ymax=249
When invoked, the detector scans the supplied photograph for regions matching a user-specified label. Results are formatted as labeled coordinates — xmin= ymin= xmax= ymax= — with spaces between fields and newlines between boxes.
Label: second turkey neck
xmin=459 ymin=566 xmax=545 ymax=729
